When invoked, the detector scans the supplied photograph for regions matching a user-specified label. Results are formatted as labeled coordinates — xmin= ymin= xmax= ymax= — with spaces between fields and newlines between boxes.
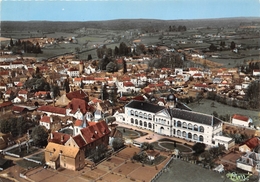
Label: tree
xmin=112 ymin=138 xmax=125 ymax=150
xmin=50 ymin=84 xmax=60 ymax=99
xmin=106 ymin=61 xmax=118 ymax=73
xmin=123 ymin=59 xmax=127 ymax=74
xmin=212 ymin=111 xmax=218 ymax=118
xmin=246 ymin=80 xmax=260 ymax=109
xmin=63 ymin=78 xmax=70 ymax=93
xmin=192 ymin=143 xmax=206 ymax=154
xmin=209 ymin=43 xmax=217 ymax=51
xmin=87 ymin=54 xmax=92 ymax=61
xmin=141 ymin=142 xmax=154 ymax=151
xmin=31 ymin=126 xmax=48 ymax=147
xmin=114 ymin=46 xmax=119 ymax=57
xmin=10 ymin=38 xmax=14 ymax=47
xmin=230 ymin=41 xmax=236 ymax=50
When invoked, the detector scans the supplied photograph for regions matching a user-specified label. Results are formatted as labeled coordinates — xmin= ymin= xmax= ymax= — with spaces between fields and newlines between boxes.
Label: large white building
xmin=115 ymin=95 xmax=225 ymax=146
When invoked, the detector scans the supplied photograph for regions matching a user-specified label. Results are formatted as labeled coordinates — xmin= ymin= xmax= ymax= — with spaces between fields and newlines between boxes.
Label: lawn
xmin=6 ymin=146 xmax=40 ymax=158
xmin=187 ymin=99 xmax=260 ymax=125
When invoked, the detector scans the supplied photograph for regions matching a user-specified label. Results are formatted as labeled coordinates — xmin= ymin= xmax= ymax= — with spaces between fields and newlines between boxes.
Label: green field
xmin=187 ymin=99 xmax=260 ymax=126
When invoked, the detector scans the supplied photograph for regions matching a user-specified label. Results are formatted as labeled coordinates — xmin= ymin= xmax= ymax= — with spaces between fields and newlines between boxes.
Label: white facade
xmin=115 ymin=100 xmax=223 ymax=146
xmin=214 ymin=135 xmax=235 ymax=150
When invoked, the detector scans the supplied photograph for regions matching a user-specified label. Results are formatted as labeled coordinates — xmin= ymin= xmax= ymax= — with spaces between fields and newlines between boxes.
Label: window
xmin=131 ymin=118 xmax=134 ymax=124
xmin=188 ymin=133 xmax=192 ymax=139
xmin=199 ymin=135 xmax=204 ymax=142
xmin=148 ymin=114 xmax=152 ymax=120
xmin=177 ymin=121 xmax=182 ymax=127
xmin=144 ymin=113 xmax=147 ymax=119
xmin=139 ymin=112 xmax=143 ymax=118
xmin=135 ymin=119 xmax=138 ymax=125
xmin=135 ymin=111 xmax=138 ymax=116
xmin=182 ymin=131 xmax=186 ymax=137
xmin=182 ymin=122 xmax=187 ymax=129
xmin=148 ymin=123 xmax=152 ymax=128
xmin=188 ymin=123 xmax=193 ymax=130
xmin=194 ymin=125 xmax=198 ymax=131
xmin=199 ymin=126 xmax=204 ymax=133
xmin=144 ymin=122 xmax=147 ymax=127
xmin=139 ymin=120 xmax=142 ymax=126
xmin=194 ymin=134 xmax=198 ymax=140
xmin=177 ymin=130 xmax=181 ymax=136
xmin=130 ymin=110 xmax=134 ymax=116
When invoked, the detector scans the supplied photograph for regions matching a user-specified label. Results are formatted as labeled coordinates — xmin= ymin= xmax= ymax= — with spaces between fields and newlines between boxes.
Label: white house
xmin=253 ymin=70 xmax=260 ymax=76
xmin=67 ymin=67 xmax=79 ymax=77
xmin=115 ymin=97 xmax=224 ymax=146
xmin=40 ymin=116 xmax=52 ymax=130
xmin=231 ymin=114 xmax=253 ymax=127
xmin=214 ymin=135 xmax=235 ymax=150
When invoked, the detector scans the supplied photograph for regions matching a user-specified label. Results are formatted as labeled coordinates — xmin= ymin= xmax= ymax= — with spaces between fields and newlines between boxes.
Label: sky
xmin=1 ymin=0 xmax=260 ymax=21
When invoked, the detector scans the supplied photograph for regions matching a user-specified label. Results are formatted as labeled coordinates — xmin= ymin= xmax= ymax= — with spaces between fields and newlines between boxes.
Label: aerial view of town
xmin=0 ymin=0 xmax=260 ymax=181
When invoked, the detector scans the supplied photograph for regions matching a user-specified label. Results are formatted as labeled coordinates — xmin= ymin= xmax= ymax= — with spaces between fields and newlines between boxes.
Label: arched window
xmin=135 ymin=111 xmax=138 ymax=116
xmin=193 ymin=134 xmax=198 ymax=140
xmin=131 ymin=118 xmax=134 ymax=124
xmin=144 ymin=122 xmax=147 ymax=127
xmin=177 ymin=121 xmax=182 ymax=127
xmin=130 ymin=110 xmax=134 ymax=116
xmin=199 ymin=135 xmax=204 ymax=142
xmin=148 ymin=123 xmax=152 ymax=128
xmin=182 ymin=131 xmax=186 ymax=137
xmin=135 ymin=119 xmax=138 ymax=125
xmin=139 ymin=120 xmax=142 ymax=126
xmin=177 ymin=130 xmax=181 ymax=136
xmin=182 ymin=122 xmax=187 ymax=129
xmin=144 ymin=113 xmax=147 ymax=119
xmin=174 ymin=120 xmax=176 ymax=126
xmin=199 ymin=126 xmax=204 ymax=133
xmin=139 ymin=112 xmax=143 ymax=118
xmin=194 ymin=125 xmax=198 ymax=131
xmin=188 ymin=123 xmax=193 ymax=130
xmin=148 ymin=114 xmax=152 ymax=120
xmin=188 ymin=132 xmax=192 ymax=139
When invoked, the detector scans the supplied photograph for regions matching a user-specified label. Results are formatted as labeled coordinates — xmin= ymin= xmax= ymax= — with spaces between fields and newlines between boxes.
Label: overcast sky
xmin=1 ymin=0 xmax=260 ymax=21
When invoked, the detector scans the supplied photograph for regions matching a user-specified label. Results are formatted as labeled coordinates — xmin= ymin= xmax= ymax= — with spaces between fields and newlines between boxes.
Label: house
xmin=46 ymin=120 xmax=111 ymax=171
xmin=0 ymin=132 xmax=15 ymax=150
xmin=236 ymin=152 xmax=260 ymax=173
xmin=37 ymin=105 xmax=66 ymax=117
xmin=40 ymin=116 xmax=53 ymax=130
xmin=115 ymin=97 xmax=224 ymax=146
xmin=213 ymin=135 xmax=235 ymax=150
xmin=239 ymin=144 xmax=251 ymax=153
xmin=66 ymin=98 xmax=89 ymax=120
xmin=12 ymin=96 xmax=24 ymax=103
xmin=45 ymin=142 xmax=85 ymax=170
xmin=0 ymin=101 xmax=13 ymax=114
xmin=253 ymin=70 xmax=260 ymax=76
xmin=18 ymin=90 xmax=28 ymax=101
xmin=231 ymin=114 xmax=253 ymax=127
xmin=67 ymin=67 xmax=79 ymax=78
xmin=12 ymin=105 xmax=28 ymax=114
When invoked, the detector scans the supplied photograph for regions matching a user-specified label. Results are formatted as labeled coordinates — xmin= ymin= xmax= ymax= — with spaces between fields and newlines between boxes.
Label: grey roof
xmin=168 ymin=109 xmax=222 ymax=126
xmin=125 ymin=100 xmax=165 ymax=113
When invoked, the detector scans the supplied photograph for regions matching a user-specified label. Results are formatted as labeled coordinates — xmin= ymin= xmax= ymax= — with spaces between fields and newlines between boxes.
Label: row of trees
xmin=0 ymin=116 xmax=34 ymax=137
xmin=168 ymin=25 xmax=187 ymax=32
xmin=7 ymin=38 xmax=42 ymax=54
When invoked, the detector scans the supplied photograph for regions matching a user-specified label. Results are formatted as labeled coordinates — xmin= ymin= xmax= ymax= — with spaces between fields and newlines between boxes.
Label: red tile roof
xmin=232 ymin=114 xmax=249 ymax=122
xmin=0 ymin=101 xmax=12 ymax=108
xmin=49 ymin=132 xmax=70 ymax=145
xmin=74 ymin=119 xmax=83 ymax=127
xmin=67 ymin=98 xmax=89 ymax=114
xmin=12 ymin=105 xmax=27 ymax=113
xmin=40 ymin=116 xmax=51 ymax=123
xmin=37 ymin=105 xmax=66 ymax=115
xmin=72 ymin=135 xmax=86 ymax=148
xmin=123 ymin=82 xmax=135 ymax=87
xmin=244 ymin=137 xmax=260 ymax=149
xmin=18 ymin=90 xmax=28 ymax=94
xmin=80 ymin=120 xmax=110 ymax=144
xmin=66 ymin=90 xmax=88 ymax=100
